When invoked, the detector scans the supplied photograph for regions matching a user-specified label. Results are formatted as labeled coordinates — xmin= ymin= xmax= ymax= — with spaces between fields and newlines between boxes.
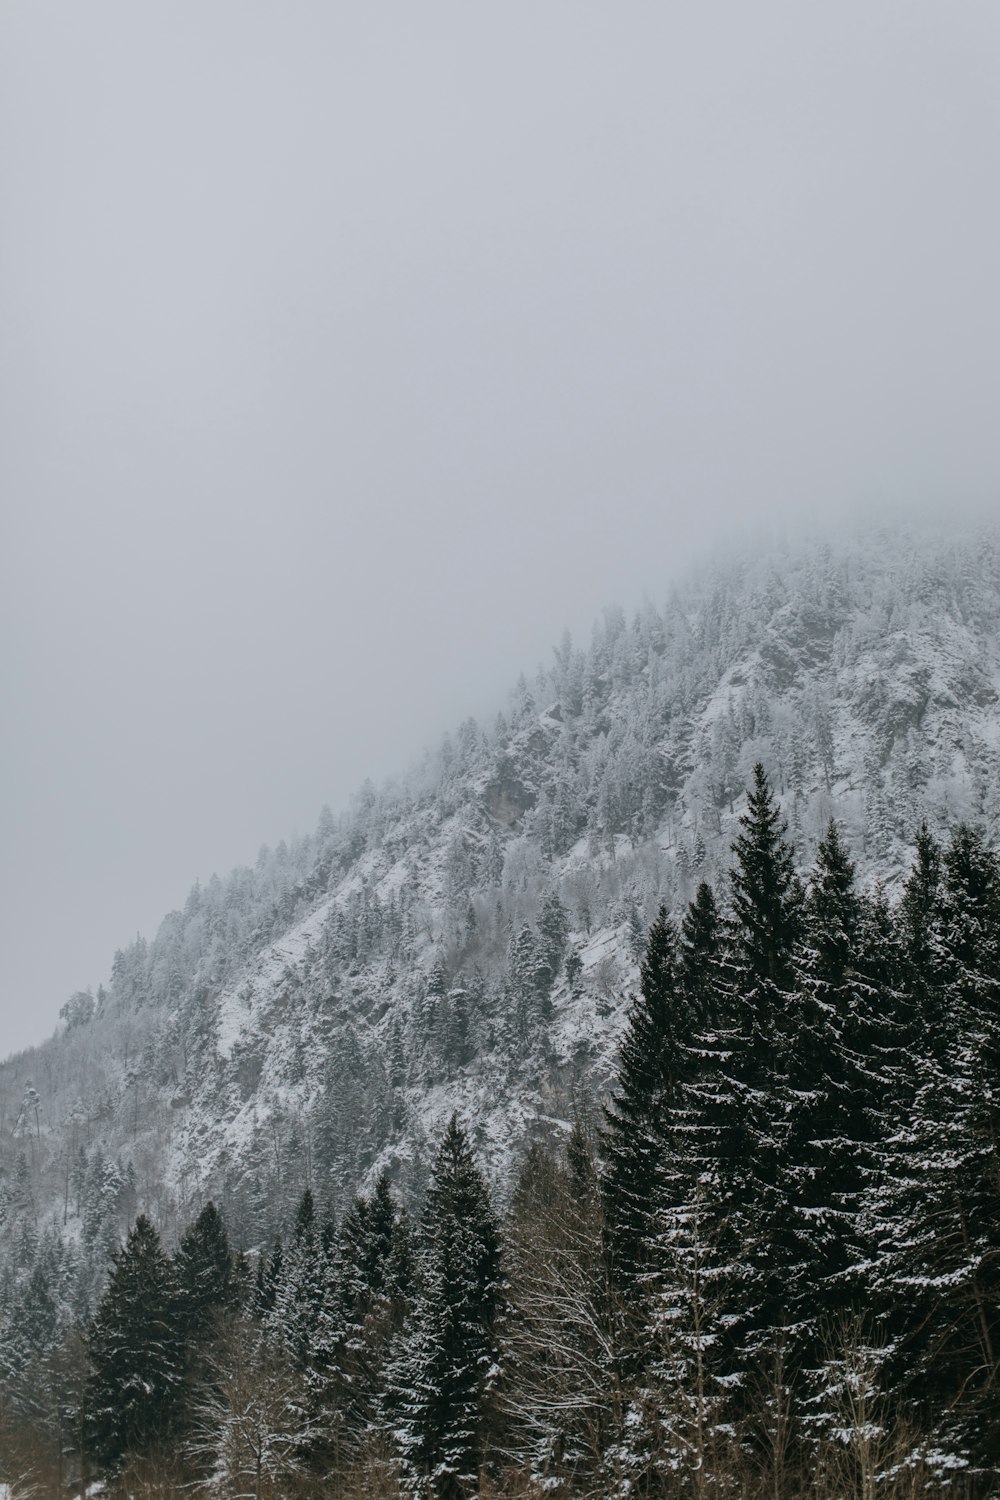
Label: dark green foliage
xmin=601 ymin=906 xmax=689 ymax=1299
xmin=174 ymin=1200 xmax=238 ymax=1337
xmin=8 ymin=775 xmax=1000 ymax=1496
xmin=566 ymin=1116 xmax=599 ymax=1203
xmin=294 ymin=1184 xmax=317 ymax=1243
xmin=536 ymin=890 xmax=570 ymax=987
xmin=268 ymin=1186 xmax=326 ymax=1370
xmin=781 ymin=822 xmax=867 ymax=1364
xmin=870 ymin=826 xmax=1000 ymax=1475
xmin=254 ymin=1237 xmax=283 ymax=1319
xmin=899 ymin=820 xmax=946 ymax=1035
xmin=804 ymin=818 xmax=860 ymax=987
xmin=698 ymin=768 xmax=802 ymax=1373
xmin=729 ymin=762 xmax=802 ymax=992
xmin=678 ymin=879 xmax=722 ymax=1021
xmin=394 ymin=1115 xmax=503 ymax=1499
xmin=296 ymin=1172 xmax=412 ymax=1464
xmin=85 ymin=1214 xmax=183 ymax=1472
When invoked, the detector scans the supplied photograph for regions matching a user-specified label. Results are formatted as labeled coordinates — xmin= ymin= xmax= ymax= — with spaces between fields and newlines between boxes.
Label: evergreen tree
xmin=694 ymin=766 xmax=802 ymax=1422
xmin=267 ymin=1187 xmax=325 ymax=1371
xmin=85 ymin=1215 xmax=183 ymax=1473
xmin=898 ymin=820 xmax=946 ymax=1039
xmin=637 ymin=1175 xmax=737 ymax=1498
xmin=630 ymin=883 xmax=733 ymax=1491
xmin=173 ymin=1200 xmax=239 ymax=1437
xmin=174 ymin=1200 xmax=238 ymax=1339
xmin=329 ymin=1173 xmax=403 ymax=1445
xmin=536 ymin=890 xmax=570 ymax=988
xmin=506 ymin=924 xmax=551 ymax=1030
xmin=254 ymin=1238 xmax=283 ymax=1320
xmin=781 ymin=822 xmax=866 ymax=1374
xmin=678 ymin=879 xmax=722 ymax=1021
xmin=394 ymin=1115 xmax=503 ymax=1499
xmin=729 ymin=762 xmax=801 ymax=992
xmin=869 ymin=826 xmax=1000 ymax=1477
xmin=601 ymin=906 xmax=688 ymax=1303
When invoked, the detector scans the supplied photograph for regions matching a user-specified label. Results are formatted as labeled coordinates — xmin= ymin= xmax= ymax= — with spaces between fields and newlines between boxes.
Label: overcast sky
xmin=2 ymin=2 xmax=999 ymax=1056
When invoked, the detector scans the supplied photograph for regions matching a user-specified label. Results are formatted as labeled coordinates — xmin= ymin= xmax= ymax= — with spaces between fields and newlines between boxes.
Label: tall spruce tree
xmin=601 ymin=906 xmax=692 ymax=1303
xmin=173 ymin=1200 xmax=239 ymax=1440
xmin=869 ymin=826 xmax=1000 ymax=1478
xmin=394 ymin=1115 xmax=503 ymax=1500
xmin=631 ymin=882 xmax=736 ymax=1490
xmin=678 ymin=880 xmax=722 ymax=1022
xmin=782 ymin=821 xmax=866 ymax=1372
xmin=602 ymin=882 xmax=732 ymax=1485
xmin=730 ymin=763 xmax=802 ymax=993
xmin=327 ymin=1172 xmax=406 ymax=1449
xmin=85 ymin=1214 xmax=183 ymax=1473
xmin=701 ymin=766 xmax=803 ymax=1411
xmin=854 ymin=879 xmax=912 ymax=1119
xmin=267 ymin=1187 xmax=326 ymax=1371
xmin=174 ymin=1200 xmax=238 ymax=1340
xmin=898 ymin=820 xmax=946 ymax=1044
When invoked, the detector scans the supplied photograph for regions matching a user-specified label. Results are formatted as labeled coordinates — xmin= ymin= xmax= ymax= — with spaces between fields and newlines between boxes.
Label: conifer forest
xmin=7 ymin=0 xmax=1000 ymax=1489
xmin=2 ymin=759 xmax=999 ymax=1498
xmin=3 ymin=530 xmax=1000 ymax=1498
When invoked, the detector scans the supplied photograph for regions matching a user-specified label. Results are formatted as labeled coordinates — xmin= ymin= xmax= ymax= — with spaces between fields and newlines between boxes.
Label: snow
xmin=6 ymin=517 xmax=1000 ymax=1230
xmin=154 ymin=523 xmax=1000 ymax=1205
xmin=214 ymin=894 xmax=336 ymax=1059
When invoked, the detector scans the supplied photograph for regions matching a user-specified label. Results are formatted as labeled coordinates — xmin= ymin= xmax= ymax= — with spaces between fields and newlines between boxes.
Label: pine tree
xmin=898 ymin=820 xmax=946 ymax=1042
xmin=85 ymin=1214 xmax=183 ymax=1473
xmin=729 ymin=762 xmax=801 ymax=993
xmin=678 ymin=880 xmax=722 ymax=1022
xmin=638 ymin=1175 xmax=738 ymax=1499
xmin=506 ymin=924 xmax=550 ymax=1031
xmin=254 ymin=1239 xmax=283 ymax=1320
xmin=781 ymin=822 xmax=866 ymax=1375
xmin=267 ymin=1187 xmax=325 ymax=1371
xmin=393 ymin=1115 xmax=503 ymax=1499
xmin=329 ymin=1173 xmax=403 ymax=1446
xmin=536 ymin=890 xmax=569 ymax=987
xmin=601 ymin=906 xmax=688 ymax=1304
xmin=630 ymin=883 xmax=734 ymax=1492
xmin=869 ymin=826 xmax=1000 ymax=1477
xmin=174 ymin=1200 xmax=238 ymax=1339
xmin=697 ymin=766 xmax=802 ymax=1421
xmin=173 ymin=1200 xmax=239 ymax=1436
xmin=854 ymin=878 xmax=911 ymax=1097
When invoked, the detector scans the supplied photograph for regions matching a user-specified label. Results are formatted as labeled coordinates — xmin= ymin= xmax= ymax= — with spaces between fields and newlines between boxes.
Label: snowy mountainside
xmin=3 ymin=517 xmax=1000 ymax=1260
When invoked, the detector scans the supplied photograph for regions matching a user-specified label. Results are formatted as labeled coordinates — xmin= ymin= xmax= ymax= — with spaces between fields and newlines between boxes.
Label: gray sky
xmin=2 ymin=2 xmax=1000 ymax=1056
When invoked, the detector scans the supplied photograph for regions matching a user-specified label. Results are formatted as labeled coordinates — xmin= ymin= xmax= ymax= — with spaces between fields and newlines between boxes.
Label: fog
xmin=2 ymin=2 xmax=999 ymax=1055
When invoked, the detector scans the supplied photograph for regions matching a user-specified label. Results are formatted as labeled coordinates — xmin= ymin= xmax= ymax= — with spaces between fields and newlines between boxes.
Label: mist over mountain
xmin=6 ymin=1 xmax=1000 ymax=1489
xmin=3 ymin=516 xmax=998 ymax=1236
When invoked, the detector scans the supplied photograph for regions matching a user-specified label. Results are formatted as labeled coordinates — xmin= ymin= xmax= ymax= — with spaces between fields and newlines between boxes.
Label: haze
xmin=2 ymin=2 xmax=999 ymax=1055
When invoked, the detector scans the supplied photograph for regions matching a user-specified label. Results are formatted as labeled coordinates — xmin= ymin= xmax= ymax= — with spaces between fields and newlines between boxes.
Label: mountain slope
xmin=3 ymin=516 xmax=1000 ymax=1269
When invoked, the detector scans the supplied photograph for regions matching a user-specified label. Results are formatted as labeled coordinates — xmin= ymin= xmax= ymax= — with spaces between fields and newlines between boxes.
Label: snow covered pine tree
xmin=393 ymin=1115 xmax=503 ymax=1500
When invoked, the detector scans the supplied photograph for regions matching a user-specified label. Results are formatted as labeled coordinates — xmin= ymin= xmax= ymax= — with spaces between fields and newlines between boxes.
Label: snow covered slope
xmin=3 ymin=517 xmax=1000 ymax=1257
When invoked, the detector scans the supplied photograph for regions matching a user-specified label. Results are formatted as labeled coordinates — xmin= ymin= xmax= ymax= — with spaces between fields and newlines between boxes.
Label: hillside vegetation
xmin=2 ymin=520 xmax=999 ymax=1411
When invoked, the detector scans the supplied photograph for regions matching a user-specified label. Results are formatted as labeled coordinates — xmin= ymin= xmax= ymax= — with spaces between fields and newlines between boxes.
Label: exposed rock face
xmin=483 ymin=770 xmax=536 ymax=827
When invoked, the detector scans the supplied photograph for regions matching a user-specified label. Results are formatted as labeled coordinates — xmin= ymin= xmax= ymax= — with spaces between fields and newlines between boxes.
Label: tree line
xmin=1 ymin=764 xmax=998 ymax=1497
